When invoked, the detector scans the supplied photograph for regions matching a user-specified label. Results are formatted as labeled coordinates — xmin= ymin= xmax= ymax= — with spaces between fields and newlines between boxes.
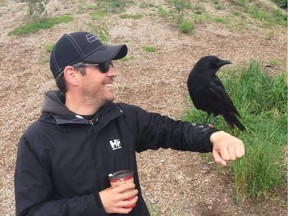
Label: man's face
xmin=79 ymin=63 xmax=117 ymax=106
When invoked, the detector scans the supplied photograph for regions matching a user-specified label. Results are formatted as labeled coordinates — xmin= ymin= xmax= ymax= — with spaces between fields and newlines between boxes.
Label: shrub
xmin=178 ymin=20 xmax=194 ymax=34
xmin=25 ymin=0 xmax=49 ymax=23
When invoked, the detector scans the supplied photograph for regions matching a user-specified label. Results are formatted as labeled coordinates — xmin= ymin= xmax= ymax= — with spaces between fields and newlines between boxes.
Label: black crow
xmin=187 ymin=55 xmax=245 ymax=131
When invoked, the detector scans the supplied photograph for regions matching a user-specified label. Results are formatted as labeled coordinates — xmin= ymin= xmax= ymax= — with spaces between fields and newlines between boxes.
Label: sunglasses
xmin=73 ymin=61 xmax=114 ymax=73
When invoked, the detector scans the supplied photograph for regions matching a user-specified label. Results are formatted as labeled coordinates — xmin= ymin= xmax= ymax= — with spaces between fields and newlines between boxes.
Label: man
xmin=14 ymin=31 xmax=244 ymax=215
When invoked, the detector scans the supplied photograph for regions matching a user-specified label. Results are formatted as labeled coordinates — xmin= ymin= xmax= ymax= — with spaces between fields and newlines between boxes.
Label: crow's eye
xmin=213 ymin=59 xmax=220 ymax=65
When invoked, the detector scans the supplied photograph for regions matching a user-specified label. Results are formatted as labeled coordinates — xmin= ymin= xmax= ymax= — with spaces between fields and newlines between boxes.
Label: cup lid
xmin=108 ymin=170 xmax=134 ymax=180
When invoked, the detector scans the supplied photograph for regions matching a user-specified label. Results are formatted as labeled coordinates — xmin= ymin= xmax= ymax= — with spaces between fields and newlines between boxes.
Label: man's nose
xmin=107 ymin=66 xmax=117 ymax=76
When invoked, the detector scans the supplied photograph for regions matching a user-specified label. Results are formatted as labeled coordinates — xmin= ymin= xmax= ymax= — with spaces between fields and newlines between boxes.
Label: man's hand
xmin=210 ymin=131 xmax=245 ymax=166
xmin=99 ymin=183 xmax=138 ymax=214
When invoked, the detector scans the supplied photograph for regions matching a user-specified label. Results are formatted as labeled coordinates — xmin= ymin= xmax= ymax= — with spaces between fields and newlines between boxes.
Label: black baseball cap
xmin=50 ymin=31 xmax=128 ymax=78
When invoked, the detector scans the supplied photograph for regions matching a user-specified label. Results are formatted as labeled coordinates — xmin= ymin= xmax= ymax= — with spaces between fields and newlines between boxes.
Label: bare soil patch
xmin=0 ymin=0 xmax=286 ymax=215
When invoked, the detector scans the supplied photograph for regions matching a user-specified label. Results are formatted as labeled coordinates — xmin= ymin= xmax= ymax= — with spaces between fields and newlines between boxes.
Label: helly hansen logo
xmin=86 ymin=33 xmax=99 ymax=43
xmin=109 ymin=139 xmax=122 ymax=150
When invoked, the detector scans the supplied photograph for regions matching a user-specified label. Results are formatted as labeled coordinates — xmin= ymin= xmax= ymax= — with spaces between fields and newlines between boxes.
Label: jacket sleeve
xmin=14 ymin=135 xmax=107 ymax=216
xmin=120 ymin=104 xmax=218 ymax=153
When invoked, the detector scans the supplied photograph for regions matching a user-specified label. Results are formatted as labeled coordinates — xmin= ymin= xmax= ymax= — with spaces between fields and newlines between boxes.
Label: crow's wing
xmin=209 ymin=81 xmax=241 ymax=117
xmin=211 ymin=75 xmax=225 ymax=89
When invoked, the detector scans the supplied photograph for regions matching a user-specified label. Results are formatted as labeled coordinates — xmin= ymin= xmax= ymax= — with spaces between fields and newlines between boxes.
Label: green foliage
xmin=269 ymin=59 xmax=279 ymax=66
xmin=25 ymin=0 xmax=49 ymax=23
xmin=272 ymin=0 xmax=287 ymax=8
xmin=228 ymin=61 xmax=287 ymax=114
xmin=43 ymin=43 xmax=54 ymax=53
xmin=183 ymin=60 xmax=287 ymax=201
xmin=146 ymin=199 xmax=163 ymax=215
xmin=8 ymin=15 xmax=73 ymax=36
xmin=143 ymin=46 xmax=157 ymax=52
xmin=158 ymin=6 xmax=169 ymax=17
xmin=90 ymin=9 xmax=108 ymax=20
xmin=232 ymin=128 xmax=285 ymax=200
xmin=102 ymin=0 xmax=128 ymax=14
xmin=119 ymin=13 xmax=143 ymax=19
xmin=178 ymin=20 xmax=194 ymax=34
xmin=119 ymin=57 xmax=129 ymax=62
xmin=139 ymin=1 xmax=156 ymax=9
xmin=77 ymin=4 xmax=99 ymax=14
xmin=159 ymin=0 xmax=286 ymax=33
xmin=192 ymin=3 xmax=205 ymax=14
xmin=90 ymin=23 xmax=111 ymax=44
xmin=248 ymin=6 xmax=287 ymax=26
xmin=213 ymin=0 xmax=225 ymax=10
xmin=231 ymin=0 xmax=252 ymax=8
xmin=214 ymin=16 xmax=230 ymax=24
xmin=229 ymin=1 xmax=287 ymax=26
xmin=166 ymin=0 xmax=191 ymax=23
xmin=108 ymin=0 xmax=127 ymax=12
xmin=81 ymin=0 xmax=129 ymax=15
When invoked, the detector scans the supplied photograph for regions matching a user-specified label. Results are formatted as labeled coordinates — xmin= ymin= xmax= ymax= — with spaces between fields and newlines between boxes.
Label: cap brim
xmin=83 ymin=44 xmax=128 ymax=63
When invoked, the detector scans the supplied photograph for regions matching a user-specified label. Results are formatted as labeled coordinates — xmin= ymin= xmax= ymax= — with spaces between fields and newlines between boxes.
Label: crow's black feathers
xmin=187 ymin=55 xmax=245 ymax=131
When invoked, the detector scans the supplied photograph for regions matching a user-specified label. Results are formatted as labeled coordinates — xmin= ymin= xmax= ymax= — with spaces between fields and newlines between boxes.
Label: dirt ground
xmin=0 ymin=0 xmax=287 ymax=215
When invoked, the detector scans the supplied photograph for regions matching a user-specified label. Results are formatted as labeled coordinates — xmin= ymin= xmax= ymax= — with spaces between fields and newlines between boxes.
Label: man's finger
xmin=228 ymin=145 xmax=237 ymax=161
xmin=213 ymin=150 xmax=227 ymax=166
xmin=236 ymin=144 xmax=245 ymax=158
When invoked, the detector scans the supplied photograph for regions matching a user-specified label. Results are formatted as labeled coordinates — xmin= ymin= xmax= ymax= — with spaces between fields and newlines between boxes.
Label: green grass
xmin=248 ymin=5 xmax=287 ymax=27
xmin=119 ymin=57 xmax=129 ymax=62
xmin=158 ymin=6 xmax=169 ymax=17
xmin=97 ymin=0 xmax=128 ymax=14
xmin=147 ymin=203 xmax=162 ymax=216
xmin=230 ymin=1 xmax=287 ymax=27
xmin=90 ymin=10 xmax=108 ymax=20
xmin=43 ymin=43 xmax=54 ymax=53
xmin=78 ymin=0 xmax=129 ymax=15
xmin=119 ymin=13 xmax=143 ymax=19
xmin=191 ymin=3 xmax=206 ymax=14
xmin=272 ymin=0 xmax=287 ymax=7
xmin=166 ymin=0 xmax=192 ymax=23
xmin=143 ymin=45 xmax=157 ymax=52
xmin=182 ymin=60 xmax=287 ymax=201
xmin=213 ymin=0 xmax=225 ymax=10
xmin=8 ymin=15 xmax=73 ymax=36
xmin=139 ymin=2 xmax=157 ymax=9
xmin=161 ymin=0 xmax=286 ymax=33
xmin=77 ymin=4 xmax=99 ymax=14
xmin=269 ymin=59 xmax=279 ymax=66
xmin=178 ymin=20 xmax=194 ymax=34
xmin=90 ymin=24 xmax=111 ymax=44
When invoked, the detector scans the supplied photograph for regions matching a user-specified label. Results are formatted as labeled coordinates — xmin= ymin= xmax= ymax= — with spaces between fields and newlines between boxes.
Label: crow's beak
xmin=217 ymin=59 xmax=232 ymax=67
xmin=223 ymin=60 xmax=232 ymax=65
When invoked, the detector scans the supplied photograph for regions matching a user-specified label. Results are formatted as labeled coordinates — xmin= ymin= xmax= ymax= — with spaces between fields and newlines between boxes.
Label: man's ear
xmin=63 ymin=66 xmax=79 ymax=86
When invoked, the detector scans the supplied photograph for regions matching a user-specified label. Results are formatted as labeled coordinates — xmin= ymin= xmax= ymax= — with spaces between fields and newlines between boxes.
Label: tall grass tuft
xmin=183 ymin=60 xmax=287 ymax=201
xmin=272 ymin=0 xmax=287 ymax=8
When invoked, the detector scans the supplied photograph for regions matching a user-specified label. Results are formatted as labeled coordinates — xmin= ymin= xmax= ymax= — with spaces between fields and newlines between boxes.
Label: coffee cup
xmin=108 ymin=170 xmax=136 ymax=208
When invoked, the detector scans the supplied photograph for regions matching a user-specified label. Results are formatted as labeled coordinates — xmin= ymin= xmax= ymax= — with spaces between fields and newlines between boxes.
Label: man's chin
xmin=106 ymin=96 xmax=115 ymax=103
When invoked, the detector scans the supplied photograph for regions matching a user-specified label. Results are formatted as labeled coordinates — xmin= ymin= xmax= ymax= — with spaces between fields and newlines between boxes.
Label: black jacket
xmin=15 ymin=90 xmax=217 ymax=216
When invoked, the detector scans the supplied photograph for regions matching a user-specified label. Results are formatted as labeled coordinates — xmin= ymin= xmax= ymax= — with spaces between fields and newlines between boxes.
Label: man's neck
xmin=64 ymin=93 xmax=102 ymax=115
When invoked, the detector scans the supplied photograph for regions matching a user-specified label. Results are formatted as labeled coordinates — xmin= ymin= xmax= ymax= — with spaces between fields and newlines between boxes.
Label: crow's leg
xmin=210 ymin=115 xmax=219 ymax=125
xmin=203 ymin=113 xmax=211 ymax=124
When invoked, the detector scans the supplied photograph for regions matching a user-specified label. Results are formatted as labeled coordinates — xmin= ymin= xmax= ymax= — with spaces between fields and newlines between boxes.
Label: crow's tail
xmin=223 ymin=112 xmax=246 ymax=131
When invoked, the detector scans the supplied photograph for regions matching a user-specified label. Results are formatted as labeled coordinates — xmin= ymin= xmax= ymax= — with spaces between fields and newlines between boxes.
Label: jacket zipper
xmin=90 ymin=116 xmax=99 ymax=125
